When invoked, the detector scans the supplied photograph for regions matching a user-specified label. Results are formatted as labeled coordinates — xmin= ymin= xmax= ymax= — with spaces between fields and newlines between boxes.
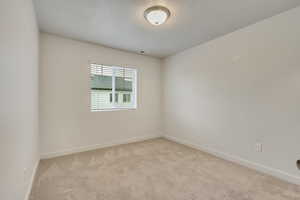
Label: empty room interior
xmin=2 ymin=0 xmax=300 ymax=199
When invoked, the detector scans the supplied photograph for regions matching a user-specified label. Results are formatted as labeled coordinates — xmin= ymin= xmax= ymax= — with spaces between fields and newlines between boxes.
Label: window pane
xmin=115 ymin=68 xmax=134 ymax=107
xmin=91 ymin=65 xmax=113 ymax=110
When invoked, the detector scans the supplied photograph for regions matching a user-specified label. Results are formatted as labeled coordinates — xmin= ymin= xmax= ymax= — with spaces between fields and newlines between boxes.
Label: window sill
xmin=91 ymin=107 xmax=137 ymax=112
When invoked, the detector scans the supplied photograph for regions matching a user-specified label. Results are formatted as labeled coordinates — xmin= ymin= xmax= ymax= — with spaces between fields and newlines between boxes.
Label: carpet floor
xmin=30 ymin=138 xmax=300 ymax=200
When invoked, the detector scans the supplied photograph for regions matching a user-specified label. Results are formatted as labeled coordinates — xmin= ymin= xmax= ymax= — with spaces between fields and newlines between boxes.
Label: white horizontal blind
xmin=90 ymin=64 xmax=137 ymax=111
xmin=90 ymin=64 xmax=114 ymax=76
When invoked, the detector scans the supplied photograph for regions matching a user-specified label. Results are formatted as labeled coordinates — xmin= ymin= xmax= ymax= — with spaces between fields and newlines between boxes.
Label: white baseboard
xmin=164 ymin=135 xmax=300 ymax=185
xmin=41 ymin=134 xmax=162 ymax=159
xmin=24 ymin=160 xmax=40 ymax=200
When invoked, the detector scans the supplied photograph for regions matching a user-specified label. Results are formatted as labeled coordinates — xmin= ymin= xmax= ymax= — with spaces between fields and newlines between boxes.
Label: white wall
xmin=0 ymin=0 xmax=39 ymax=200
xmin=163 ymin=7 xmax=300 ymax=183
xmin=40 ymin=33 xmax=162 ymax=157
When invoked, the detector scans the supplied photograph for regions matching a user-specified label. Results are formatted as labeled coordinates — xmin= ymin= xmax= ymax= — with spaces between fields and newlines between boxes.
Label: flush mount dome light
xmin=144 ymin=6 xmax=170 ymax=26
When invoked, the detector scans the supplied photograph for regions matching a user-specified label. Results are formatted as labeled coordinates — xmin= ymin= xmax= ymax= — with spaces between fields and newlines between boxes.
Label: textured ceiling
xmin=34 ymin=0 xmax=300 ymax=58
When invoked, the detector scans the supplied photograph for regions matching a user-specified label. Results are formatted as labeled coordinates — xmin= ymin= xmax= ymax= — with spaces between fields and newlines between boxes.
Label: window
xmin=90 ymin=64 xmax=137 ymax=111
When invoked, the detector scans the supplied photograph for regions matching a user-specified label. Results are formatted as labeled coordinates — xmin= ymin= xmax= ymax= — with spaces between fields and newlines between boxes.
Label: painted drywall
xmin=39 ymin=33 xmax=162 ymax=157
xmin=0 ymin=0 xmax=39 ymax=200
xmin=163 ymin=7 xmax=300 ymax=183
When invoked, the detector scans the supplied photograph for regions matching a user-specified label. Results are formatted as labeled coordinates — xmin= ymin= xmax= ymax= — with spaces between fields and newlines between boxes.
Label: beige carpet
xmin=30 ymin=138 xmax=300 ymax=200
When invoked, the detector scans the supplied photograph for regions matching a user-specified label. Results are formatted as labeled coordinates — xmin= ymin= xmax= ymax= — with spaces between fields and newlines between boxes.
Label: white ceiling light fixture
xmin=144 ymin=6 xmax=171 ymax=26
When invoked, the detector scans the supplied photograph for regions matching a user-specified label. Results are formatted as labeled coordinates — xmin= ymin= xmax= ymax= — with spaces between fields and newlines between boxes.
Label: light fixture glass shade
xmin=144 ymin=6 xmax=170 ymax=26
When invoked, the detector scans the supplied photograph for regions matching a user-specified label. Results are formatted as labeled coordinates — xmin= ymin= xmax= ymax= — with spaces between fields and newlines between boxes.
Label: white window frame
xmin=90 ymin=63 xmax=137 ymax=112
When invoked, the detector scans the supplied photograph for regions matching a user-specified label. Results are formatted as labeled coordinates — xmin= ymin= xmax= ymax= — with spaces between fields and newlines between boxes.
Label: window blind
xmin=90 ymin=64 xmax=137 ymax=111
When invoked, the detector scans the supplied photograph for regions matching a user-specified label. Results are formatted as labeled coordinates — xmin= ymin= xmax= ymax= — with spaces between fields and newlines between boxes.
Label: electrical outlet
xmin=256 ymin=143 xmax=262 ymax=152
